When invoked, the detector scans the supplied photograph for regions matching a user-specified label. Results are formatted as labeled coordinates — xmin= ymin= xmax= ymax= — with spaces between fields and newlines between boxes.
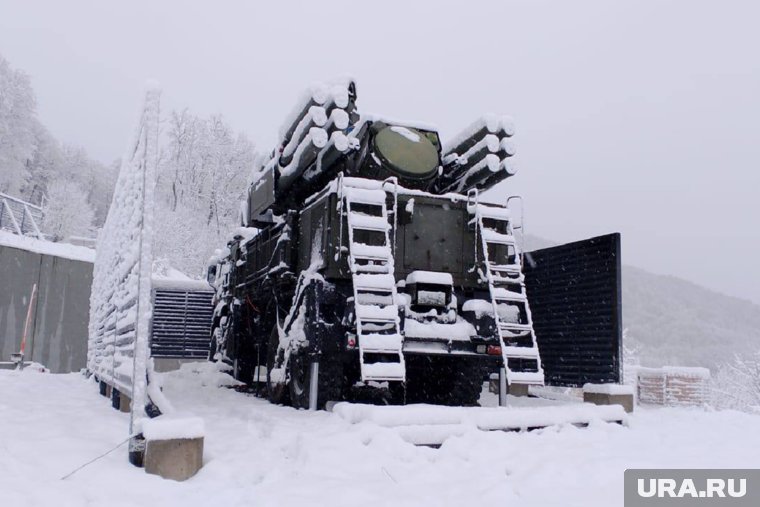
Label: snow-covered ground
xmin=2 ymin=366 xmax=759 ymax=507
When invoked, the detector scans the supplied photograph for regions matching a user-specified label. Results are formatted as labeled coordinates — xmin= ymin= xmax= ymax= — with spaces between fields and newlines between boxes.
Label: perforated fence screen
xmin=524 ymin=233 xmax=622 ymax=387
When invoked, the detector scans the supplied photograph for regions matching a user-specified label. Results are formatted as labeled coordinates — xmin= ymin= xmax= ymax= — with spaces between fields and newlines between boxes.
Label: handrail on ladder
xmin=382 ymin=176 xmax=399 ymax=256
xmin=336 ymin=172 xmax=345 ymax=262
xmin=507 ymin=195 xmax=525 ymax=264
xmin=467 ymin=188 xmax=480 ymax=263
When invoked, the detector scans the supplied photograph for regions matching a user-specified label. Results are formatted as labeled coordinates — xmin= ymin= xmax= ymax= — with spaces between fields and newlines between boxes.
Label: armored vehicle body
xmin=208 ymin=80 xmax=543 ymax=408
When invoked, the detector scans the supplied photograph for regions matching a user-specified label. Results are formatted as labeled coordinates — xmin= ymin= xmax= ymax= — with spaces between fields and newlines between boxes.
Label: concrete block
xmin=489 ymin=380 xmax=532 ymax=397
xmin=110 ymin=388 xmax=130 ymax=412
xmin=145 ymin=438 xmax=204 ymax=481
xmin=508 ymin=383 xmax=530 ymax=397
xmin=583 ymin=392 xmax=634 ymax=413
xmin=119 ymin=392 xmax=131 ymax=413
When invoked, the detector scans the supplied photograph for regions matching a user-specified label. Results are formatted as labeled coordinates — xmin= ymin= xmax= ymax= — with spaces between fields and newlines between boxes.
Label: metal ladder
xmin=341 ymin=180 xmax=405 ymax=382
xmin=468 ymin=191 xmax=544 ymax=387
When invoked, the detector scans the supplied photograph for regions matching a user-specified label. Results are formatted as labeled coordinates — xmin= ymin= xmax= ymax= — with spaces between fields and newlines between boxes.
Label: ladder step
xmin=352 ymin=263 xmax=391 ymax=275
xmin=492 ymin=287 xmax=526 ymax=301
xmin=489 ymin=263 xmax=521 ymax=273
xmin=344 ymin=187 xmax=387 ymax=205
xmin=361 ymin=362 xmax=405 ymax=381
xmin=348 ymin=213 xmax=389 ymax=231
xmin=355 ymin=304 xmax=398 ymax=321
xmin=361 ymin=333 xmax=403 ymax=352
xmin=353 ymin=273 xmax=396 ymax=290
xmin=481 ymin=229 xmax=515 ymax=245
xmin=355 ymin=292 xmax=394 ymax=306
xmin=502 ymin=346 xmax=539 ymax=359
xmin=508 ymin=371 xmax=544 ymax=384
xmin=351 ymin=243 xmax=392 ymax=259
xmin=499 ymin=323 xmax=534 ymax=333
xmin=471 ymin=203 xmax=511 ymax=221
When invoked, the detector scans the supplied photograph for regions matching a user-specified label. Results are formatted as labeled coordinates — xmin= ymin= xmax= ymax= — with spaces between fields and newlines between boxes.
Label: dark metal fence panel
xmin=524 ymin=233 xmax=622 ymax=386
xmin=0 ymin=244 xmax=92 ymax=373
xmin=150 ymin=288 xmax=213 ymax=358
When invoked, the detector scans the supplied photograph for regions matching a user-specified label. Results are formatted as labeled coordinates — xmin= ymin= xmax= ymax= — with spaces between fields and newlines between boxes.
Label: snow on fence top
xmin=0 ymin=230 xmax=94 ymax=263
xmin=87 ymin=85 xmax=161 ymax=435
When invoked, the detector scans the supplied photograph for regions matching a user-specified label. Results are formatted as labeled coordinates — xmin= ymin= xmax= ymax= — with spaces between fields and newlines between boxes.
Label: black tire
xmin=288 ymin=350 xmax=345 ymax=410
xmin=233 ymin=356 xmax=253 ymax=385
xmin=266 ymin=326 xmax=289 ymax=405
xmin=208 ymin=327 xmax=219 ymax=361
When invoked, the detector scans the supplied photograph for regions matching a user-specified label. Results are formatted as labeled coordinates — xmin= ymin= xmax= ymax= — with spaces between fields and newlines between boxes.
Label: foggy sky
xmin=1 ymin=0 xmax=758 ymax=303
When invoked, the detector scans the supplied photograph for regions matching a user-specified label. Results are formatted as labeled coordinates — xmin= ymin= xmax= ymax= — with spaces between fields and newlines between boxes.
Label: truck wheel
xmin=266 ymin=326 xmax=289 ymax=405
xmin=288 ymin=351 xmax=345 ymax=410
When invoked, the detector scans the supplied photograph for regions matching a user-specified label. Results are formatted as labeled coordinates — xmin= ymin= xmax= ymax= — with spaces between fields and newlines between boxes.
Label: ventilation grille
xmin=150 ymin=289 xmax=213 ymax=358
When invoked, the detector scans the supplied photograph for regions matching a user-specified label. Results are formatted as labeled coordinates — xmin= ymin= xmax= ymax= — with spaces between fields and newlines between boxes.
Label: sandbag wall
xmin=635 ymin=366 xmax=710 ymax=407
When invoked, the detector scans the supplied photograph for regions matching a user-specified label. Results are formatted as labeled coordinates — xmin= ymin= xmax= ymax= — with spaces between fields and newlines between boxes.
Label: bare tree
xmin=712 ymin=350 xmax=760 ymax=414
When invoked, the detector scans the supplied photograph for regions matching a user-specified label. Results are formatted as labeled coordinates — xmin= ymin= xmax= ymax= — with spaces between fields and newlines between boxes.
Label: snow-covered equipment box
xmin=208 ymin=79 xmax=546 ymax=408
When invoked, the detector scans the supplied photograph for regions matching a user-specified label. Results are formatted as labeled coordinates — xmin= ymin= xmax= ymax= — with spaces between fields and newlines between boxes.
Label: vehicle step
xmin=507 ymin=371 xmax=544 ymax=384
xmin=344 ymin=187 xmax=387 ymax=205
xmin=361 ymin=332 xmax=403 ymax=352
xmin=355 ymin=304 xmax=398 ymax=321
xmin=481 ymin=229 xmax=515 ymax=245
xmin=361 ymin=362 xmax=405 ymax=381
xmin=502 ymin=346 xmax=539 ymax=359
xmin=348 ymin=213 xmax=389 ymax=231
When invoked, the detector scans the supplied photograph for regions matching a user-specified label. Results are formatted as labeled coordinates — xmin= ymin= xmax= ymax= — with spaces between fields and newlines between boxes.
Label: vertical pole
xmin=499 ymin=367 xmax=507 ymax=407
xmin=308 ymin=360 xmax=320 ymax=410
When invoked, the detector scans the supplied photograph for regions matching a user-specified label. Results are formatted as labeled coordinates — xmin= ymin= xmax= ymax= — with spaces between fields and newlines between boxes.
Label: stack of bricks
xmin=635 ymin=366 xmax=710 ymax=407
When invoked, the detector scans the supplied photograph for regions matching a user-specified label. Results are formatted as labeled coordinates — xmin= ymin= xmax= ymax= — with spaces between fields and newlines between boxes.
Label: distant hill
xmin=524 ymin=235 xmax=760 ymax=370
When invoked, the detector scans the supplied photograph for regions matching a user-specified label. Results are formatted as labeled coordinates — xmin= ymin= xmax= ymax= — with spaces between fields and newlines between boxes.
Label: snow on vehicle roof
xmin=0 ymin=230 xmax=95 ymax=263
xmin=442 ymin=113 xmax=515 ymax=155
xmin=278 ymin=77 xmax=355 ymax=143
xmin=356 ymin=113 xmax=439 ymax=133
xmin=389 ymin=126 xmax=421 ymax=143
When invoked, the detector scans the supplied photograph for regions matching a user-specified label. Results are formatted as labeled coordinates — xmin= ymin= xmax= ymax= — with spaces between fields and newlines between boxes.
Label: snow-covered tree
xmin=622 ymin=328 xmax=642 ymax=384
xmin=0 ymin=55 xmax=37 ymax=195
xmin=42 ymin=178 xmax=95 ymax=241
xmin=153 ymin=110 xmax=253 ymax=277
xmin=712 ymin=350 xmax=760 ymax=414
xmin=22 ymin=121 xmax=62 ymax=205
xmin=1 ymin=52 xmax=118 ymax=235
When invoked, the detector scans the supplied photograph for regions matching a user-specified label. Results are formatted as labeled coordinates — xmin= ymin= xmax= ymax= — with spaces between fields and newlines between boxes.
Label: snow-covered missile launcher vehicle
xmin=207 ymin=80 xmax=543 ymax=408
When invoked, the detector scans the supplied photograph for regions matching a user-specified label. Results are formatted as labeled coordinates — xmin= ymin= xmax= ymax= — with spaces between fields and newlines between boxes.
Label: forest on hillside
xmin=0 ymin=54 xmax=253 ymax=276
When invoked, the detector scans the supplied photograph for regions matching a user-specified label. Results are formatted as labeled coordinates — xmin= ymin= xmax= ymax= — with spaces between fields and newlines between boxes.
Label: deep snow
xmin=1 ymin=365 xmax=759 ymax=507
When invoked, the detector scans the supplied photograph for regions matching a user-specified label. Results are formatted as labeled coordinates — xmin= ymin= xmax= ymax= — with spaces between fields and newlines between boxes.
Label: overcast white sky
xmin=1 ymin=0 xmax=758 ymax=303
